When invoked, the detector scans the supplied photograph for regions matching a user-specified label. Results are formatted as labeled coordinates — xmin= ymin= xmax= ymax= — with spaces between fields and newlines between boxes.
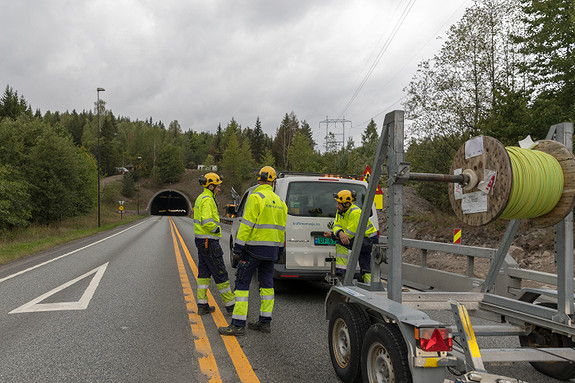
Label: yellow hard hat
xmin=333 ymin=189 xmax=356 ymax=203
xmin=199 ymin=172 xmax=222 ymax=188
xmin=258 ymin=166 xmax=277 ymax=182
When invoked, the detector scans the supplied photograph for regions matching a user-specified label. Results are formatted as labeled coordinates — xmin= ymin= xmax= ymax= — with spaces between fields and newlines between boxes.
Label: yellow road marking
xmin=169 ymin=219 xmax=222 ymax=383
xmin=170 ymin=218 xmax=260 ymax=383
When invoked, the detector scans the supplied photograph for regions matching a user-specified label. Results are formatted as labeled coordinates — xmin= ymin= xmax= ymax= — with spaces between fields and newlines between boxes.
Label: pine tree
xmin=251 ymin=117 xmax=267 ymax=164
xmin=0 ymin=85 xmax=30 ymax=121
xmin=300 ymin=120 xmax=316 ymax=149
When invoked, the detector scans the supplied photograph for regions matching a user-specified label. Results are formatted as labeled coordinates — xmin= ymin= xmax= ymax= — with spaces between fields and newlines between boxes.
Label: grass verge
xmin=0 ymin=210 xmax=147 ymax=266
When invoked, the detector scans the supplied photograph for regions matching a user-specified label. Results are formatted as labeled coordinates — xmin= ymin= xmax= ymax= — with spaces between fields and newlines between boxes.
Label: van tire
xmin=229 ymin=236 xmax=238 ymax=268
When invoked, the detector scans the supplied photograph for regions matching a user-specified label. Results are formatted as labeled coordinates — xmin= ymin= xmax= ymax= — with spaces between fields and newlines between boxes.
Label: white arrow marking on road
xmin=9 ymin=263 xmax=109 ymax=314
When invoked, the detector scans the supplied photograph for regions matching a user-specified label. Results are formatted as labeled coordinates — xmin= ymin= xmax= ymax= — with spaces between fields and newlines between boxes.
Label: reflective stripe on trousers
xmin=336 ymin=243 xmax=348 ymax=273
xmin=197 ymin=277 xmax=210 ymax=305
xmin=217 ymin=280 xmax=235 ymax=306
xmin=259 ymin=288 xmax=274 ymax=318
xmin=232 ymin=290 xmax=249 ymax=323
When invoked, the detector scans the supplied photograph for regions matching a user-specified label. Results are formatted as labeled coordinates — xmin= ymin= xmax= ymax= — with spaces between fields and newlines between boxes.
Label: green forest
xmin=0 ymin=0 xmax=574 ymax=234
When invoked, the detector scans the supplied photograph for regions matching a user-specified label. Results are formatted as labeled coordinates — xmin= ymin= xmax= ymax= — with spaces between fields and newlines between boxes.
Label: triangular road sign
xmin=9 ymin=263 xmax=109 ymax=314
xmin=362 ymin=165 xmax=384 ymax=209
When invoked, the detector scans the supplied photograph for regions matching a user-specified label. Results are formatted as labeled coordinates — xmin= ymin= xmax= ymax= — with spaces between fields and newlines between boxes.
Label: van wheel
xmin=519 ymin=303 xmax=575 ymax=380
xmin=328 ymin=302 xmax=370 ymax=383
xmin=229 ymin=236 xmax=238 ymax=268
xmin=361 ymin=323 xmax=412 ymax=383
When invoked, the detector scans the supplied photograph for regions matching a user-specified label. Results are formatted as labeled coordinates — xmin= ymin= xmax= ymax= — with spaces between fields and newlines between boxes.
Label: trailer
xmin=325 ymin=110 xmax=575 ymax=382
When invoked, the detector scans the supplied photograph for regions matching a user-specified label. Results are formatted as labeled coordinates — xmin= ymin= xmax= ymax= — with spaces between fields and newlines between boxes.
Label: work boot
xmin=248 ymin=321 xmax=271 ymax=333
xmin=198 ymin=306 xmax=215 ymax=315
xmin=218 ymin=324 xmax=246 ymax=336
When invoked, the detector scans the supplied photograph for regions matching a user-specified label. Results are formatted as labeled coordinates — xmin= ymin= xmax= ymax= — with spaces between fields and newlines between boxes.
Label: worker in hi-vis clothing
xmin=219 ymin=166 xmax=287 ymax=336
xmin=323 ymin=189 xmax=378 ymax=283
xmin=193 ymin=172 xmax=235 ymax=316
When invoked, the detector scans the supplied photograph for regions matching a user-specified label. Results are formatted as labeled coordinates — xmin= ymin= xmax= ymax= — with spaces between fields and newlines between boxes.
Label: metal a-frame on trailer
xmin=326 ymin=110 xmax=575 ymax=383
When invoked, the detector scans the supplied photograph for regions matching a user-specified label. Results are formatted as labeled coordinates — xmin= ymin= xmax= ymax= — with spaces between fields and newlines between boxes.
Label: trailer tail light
xmin=415 ymin=327 xmax=452 ymax=352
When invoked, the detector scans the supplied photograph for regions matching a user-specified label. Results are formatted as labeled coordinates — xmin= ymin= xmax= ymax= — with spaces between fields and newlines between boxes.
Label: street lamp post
xmin=97 ymin=87 xmax=105 ymax=227
xmin=137 ymin=156 xmax=142 ymax=215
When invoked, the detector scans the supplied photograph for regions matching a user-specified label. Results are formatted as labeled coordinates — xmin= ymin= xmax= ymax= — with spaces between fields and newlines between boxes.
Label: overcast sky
xmin=1 ymin=0 xmax=473 ymax=150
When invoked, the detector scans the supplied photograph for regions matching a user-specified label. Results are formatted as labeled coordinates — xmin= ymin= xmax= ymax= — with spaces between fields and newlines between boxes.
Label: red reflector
xmin=416 ymin=328 xmax=452 ymax=352
xmin=317 ymin=178 xmax=340 ymax=181
xmin=280 ymin=274 xmax=300 ymax=278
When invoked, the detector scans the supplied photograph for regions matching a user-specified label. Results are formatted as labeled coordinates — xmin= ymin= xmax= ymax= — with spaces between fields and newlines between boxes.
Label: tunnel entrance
xmin=148 ymin=190 xmax=191 ymax=216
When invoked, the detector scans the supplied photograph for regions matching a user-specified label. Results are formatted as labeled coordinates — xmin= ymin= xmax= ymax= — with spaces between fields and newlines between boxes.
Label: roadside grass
xmin=0 ymin=206 xmax=147 ymax=266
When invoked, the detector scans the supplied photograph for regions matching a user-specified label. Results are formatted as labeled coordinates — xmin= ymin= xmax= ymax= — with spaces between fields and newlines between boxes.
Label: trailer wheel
xmin=361 ymin=323 xmax=412 ymax=383
xmin=329 ymin=302 xmax=370 ymax=383
xmin=519 ymin=303 xmax=575 ymax=380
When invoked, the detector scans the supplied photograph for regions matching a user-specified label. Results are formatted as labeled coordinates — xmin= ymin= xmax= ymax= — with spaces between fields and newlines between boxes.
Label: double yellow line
xmin=169 ymin=217 xmax=260 ymax=383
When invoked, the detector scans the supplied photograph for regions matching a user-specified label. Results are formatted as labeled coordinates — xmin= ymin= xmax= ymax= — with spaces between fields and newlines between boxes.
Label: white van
xmin=229 ymin=174 xmax=380 ymax=281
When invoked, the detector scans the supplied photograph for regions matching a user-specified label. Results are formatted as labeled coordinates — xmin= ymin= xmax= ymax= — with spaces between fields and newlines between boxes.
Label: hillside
xmin=380 ymin=187 xmax=561 ymax=281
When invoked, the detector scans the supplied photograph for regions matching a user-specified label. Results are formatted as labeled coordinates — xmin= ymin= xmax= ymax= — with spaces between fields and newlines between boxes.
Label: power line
xmin=337 ymin=0 xmax=417 ymax=119
xmin=349 ymin=1 xmax=472 ymax=133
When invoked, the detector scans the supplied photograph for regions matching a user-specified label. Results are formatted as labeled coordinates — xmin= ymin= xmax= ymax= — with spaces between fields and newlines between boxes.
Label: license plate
xmin=314 ymin=236 xmax=336 ymax=246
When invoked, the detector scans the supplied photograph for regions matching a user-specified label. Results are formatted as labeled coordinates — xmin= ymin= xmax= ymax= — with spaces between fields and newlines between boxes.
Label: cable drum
xmin=500 ymin=147 xmax=563 ymax=220
xmin=448 ymin=136 xmax=575 ymax=227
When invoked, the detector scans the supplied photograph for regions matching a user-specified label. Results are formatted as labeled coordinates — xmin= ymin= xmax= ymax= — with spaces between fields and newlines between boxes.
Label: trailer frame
xmin=325 ymin=110 xmax=575 ymax=383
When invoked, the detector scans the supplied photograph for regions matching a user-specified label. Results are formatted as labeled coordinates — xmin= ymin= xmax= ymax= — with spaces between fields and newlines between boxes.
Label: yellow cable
xmin=500 ymin=147 xmax=563 ymax=220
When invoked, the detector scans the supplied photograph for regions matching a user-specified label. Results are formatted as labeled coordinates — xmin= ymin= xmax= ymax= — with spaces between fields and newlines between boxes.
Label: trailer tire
xmin=519 ymin=303 xmax=575 ymax=380
xmin=361 ymin=323 xmax=412 ymax=383
xmin=329 ymin=302 xmax=370 ymax=383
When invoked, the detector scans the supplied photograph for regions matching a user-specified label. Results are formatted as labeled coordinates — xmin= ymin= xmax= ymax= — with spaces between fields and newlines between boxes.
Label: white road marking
xmin=0 ymin=219 xmax=148 ymax=285
xmin=9 ymin=263 xmax=109 ymax=313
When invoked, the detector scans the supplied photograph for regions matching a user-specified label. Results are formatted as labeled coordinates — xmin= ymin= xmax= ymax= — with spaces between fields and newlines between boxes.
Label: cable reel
xmin=448 ymin=136 xmax=575 ymax=227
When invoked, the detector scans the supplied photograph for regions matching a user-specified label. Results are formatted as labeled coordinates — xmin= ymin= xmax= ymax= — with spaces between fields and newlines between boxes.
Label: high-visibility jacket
xmin=333 ymin=203 xmax=377 ymax=241
xmin=332 ymin=203 xmax=377 ymax=276
xmin=234 ymin=184 xmax=287 ymax=260
xmin=193 ymin=188 xmax=221 ymax=239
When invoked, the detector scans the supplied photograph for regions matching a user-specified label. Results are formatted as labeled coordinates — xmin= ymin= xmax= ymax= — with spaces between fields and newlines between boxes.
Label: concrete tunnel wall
xmin=147 ymin=189 xmax=192 ymax=216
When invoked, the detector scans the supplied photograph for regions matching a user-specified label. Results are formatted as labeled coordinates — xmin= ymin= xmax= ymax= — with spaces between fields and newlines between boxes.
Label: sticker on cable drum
xmin=453 ymin=168 xmax=463 ymax=200
xmin=477 ymin=169 xmax=497 ymax=194
xmin=465 ymin=136 xmax=484 ymax=159
xmin=461 ymin=191 xmax=488 ymax=214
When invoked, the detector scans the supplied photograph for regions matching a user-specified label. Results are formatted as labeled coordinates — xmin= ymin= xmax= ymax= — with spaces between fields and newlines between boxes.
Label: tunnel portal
xmin=149 ymin=190 xmax=191 ymax=216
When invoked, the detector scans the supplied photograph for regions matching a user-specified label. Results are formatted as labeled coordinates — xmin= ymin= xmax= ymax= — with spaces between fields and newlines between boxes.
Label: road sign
xmin=454 ymin=228 xmax=462 ymax=244
xmin=362 ymin=165 xmax=384 ymax=209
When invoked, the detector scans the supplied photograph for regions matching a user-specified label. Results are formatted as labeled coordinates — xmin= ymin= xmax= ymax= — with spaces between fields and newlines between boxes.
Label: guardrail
xmin=378 ymin=236 xmax=575 ymax=297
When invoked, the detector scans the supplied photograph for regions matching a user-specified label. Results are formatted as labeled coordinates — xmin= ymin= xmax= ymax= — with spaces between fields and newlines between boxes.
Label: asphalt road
xmin=0 ymin=216 xmax=569 ymax=382
xmin=0 ymin=216 xmax=337 ymax=383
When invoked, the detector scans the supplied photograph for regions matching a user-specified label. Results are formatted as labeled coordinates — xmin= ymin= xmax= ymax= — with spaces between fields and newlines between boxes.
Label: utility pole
xmin=97 ymin=87 xmax=105 ymax=227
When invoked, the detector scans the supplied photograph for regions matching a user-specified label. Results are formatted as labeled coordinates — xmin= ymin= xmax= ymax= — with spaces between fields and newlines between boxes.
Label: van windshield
xmin=285 ymin=181 xmax=369 ymax=217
